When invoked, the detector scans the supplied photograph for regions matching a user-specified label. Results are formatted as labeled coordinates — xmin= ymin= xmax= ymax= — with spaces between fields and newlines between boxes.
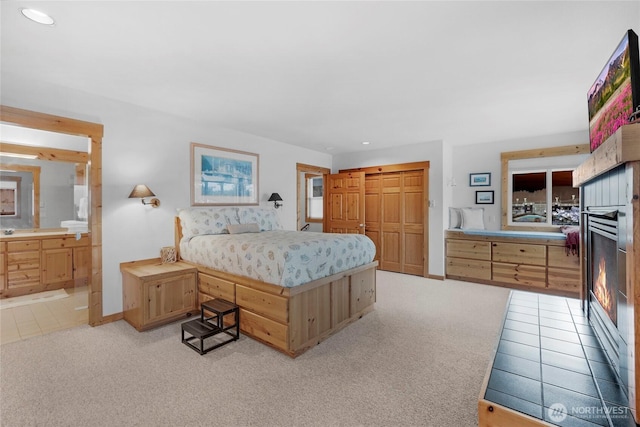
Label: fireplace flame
xmin=594 ymin=257 xmax=613 ymax=316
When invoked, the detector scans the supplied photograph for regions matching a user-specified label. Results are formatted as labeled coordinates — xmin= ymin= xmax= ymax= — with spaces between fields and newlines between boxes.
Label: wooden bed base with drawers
xmin=175 ymin=217 xmax=378 ymax=357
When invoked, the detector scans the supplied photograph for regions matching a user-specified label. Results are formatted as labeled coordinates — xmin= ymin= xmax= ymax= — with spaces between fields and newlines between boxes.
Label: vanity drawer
xmin=7 ymin=268 xmax=40 ymax=288
xmin=42 ymin=236 xmax=89 ymax=249
xmin=7 ymin=240 xmax=40 ymax=252
xmin=7 ymin=251 xmax=40 ymax=269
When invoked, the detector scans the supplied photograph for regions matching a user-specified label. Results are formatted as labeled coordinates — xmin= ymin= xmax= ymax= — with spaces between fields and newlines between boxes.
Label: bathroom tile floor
xmin=0 ymin=286 xmax=88 ymax=345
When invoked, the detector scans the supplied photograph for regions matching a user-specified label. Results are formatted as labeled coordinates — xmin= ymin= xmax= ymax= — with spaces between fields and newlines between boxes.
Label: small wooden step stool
xmin=181 ymin=299 xmax=239 ymax=355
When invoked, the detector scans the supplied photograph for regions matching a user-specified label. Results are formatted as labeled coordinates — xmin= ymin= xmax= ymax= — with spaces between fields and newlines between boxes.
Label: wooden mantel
xmin=573 ymin=123 xmax=640 ymax=186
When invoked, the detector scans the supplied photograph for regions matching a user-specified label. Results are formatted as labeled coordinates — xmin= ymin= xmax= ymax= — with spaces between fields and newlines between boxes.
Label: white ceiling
xmin=1 ymin=1 xmax=638 ymax=154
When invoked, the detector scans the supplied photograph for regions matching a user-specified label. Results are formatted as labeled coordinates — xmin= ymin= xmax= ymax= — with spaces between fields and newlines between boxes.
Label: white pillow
xmin=237 ymin=207 xmax=282 ymax=231
xmin=449 ymin=208 xmax=462 ymax=229
xmin=460 ymin=208 xmax=485 ymax=230
xmin=227 ymin=223 xmax=260 ymax=234
xmin=177 ymin=207 xmax=240 ymax=239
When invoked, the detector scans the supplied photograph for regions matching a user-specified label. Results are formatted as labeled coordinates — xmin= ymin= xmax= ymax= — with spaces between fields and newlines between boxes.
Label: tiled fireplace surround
xmin=479 ymin=124 xmax=640 ymax=427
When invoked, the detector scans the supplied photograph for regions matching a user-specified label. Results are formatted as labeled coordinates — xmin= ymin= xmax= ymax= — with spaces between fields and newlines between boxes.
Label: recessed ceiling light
xmin=362 ymin=141 xmax=371 ymax=145
xmin=20 ymin=8 xmax=55 ymax=26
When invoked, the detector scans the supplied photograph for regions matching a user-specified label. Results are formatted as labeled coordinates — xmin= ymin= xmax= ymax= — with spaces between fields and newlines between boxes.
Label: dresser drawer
xmin=446 ymin=257 xmax=491 ymax=280
xmin=239 ymin=308 xmax=288 ymax=350
xmin=547 ymin=246 xmax=580 ymax=269
xmin=492 ymin=262 xmax=546 ymax=288
xmin=548 ymin=267 xmax=581 ymax=292
xmin=198 ymin=273 xmax=235 ymax=302
xmin=446 ymin=239 xmax=491 ymax=261
xmin=236 ymin=284 xmax=288 ymax=324
xmin=492 ymin=242 xmax=546 ymax=266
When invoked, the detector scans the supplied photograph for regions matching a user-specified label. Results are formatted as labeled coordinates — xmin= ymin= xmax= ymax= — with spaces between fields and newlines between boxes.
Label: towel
xmin=561 ymin=225 xmax=580 ymax=256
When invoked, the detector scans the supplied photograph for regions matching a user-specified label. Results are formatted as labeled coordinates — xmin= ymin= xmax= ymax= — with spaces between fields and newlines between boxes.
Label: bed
xmin=174 ymin=207 xmax=378 ymax=357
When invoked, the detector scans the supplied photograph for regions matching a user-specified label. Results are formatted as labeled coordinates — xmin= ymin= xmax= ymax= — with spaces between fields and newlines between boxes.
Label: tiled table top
xmin=484 ymin=291 xmax=638 ymax=427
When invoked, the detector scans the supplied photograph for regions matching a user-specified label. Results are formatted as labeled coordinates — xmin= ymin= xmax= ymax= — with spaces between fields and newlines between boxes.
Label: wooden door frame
xmin=340 ymin=161 xmax=430 ymax=277
xmin=296 ymin=163 xmax=331 ymax=231
xmin=0 ymin=105 xmax=106 ymax=326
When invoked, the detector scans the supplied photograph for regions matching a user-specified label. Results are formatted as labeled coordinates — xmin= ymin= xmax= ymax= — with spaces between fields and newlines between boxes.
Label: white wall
xmin=333 ymin=140 xmax=445 ymax=277
xmin=0 ymin=75 xmax=593 ymax=313
xmin=333 ymin=130 xmax=589 ymax=278
xmin=1 ymin=78 xmax=332 ymax=316
xmin=450 ymin=130 xmax=589 ymax=231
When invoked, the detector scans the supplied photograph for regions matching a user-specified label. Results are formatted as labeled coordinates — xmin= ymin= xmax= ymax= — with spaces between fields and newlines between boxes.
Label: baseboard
xmin=91 ymin=312 xmax=123 ymax=327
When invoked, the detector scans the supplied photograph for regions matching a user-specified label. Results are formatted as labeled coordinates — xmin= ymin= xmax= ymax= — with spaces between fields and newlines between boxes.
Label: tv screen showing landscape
xmin=588 ymin=29 xmax=640 ymax=152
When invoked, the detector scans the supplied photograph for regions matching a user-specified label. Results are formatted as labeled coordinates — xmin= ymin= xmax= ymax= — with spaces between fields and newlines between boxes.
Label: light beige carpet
xmin=0 ymin=289 xmax=69 ymax=310
xmin=0 ymin=271 xmax=510 ymax=427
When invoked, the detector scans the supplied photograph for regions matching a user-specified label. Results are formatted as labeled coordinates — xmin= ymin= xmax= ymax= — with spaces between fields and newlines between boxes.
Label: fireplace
xmin=574 ymin=124 xmax=640 ymax=423
xmin=586 ymin=209 xmax=626 ymax=379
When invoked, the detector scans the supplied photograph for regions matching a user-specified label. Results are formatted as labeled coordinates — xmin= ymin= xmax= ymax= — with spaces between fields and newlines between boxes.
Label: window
xmin=500 ymin=144 xmax=589 ymax=231
xmin=305 ymin=174 xmax=323 ymax=222
xmin=509 ymin=167 xmax=580 ymax=227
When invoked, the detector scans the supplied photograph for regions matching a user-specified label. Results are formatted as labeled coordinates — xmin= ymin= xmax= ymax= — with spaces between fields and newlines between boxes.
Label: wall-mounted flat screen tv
xmin=587 ymin=29 xmax=640 ymax=152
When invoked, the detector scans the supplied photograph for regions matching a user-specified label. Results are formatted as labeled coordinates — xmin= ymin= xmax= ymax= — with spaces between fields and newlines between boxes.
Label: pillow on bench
xmin=460 ymin=207 xmax=485 ymax=230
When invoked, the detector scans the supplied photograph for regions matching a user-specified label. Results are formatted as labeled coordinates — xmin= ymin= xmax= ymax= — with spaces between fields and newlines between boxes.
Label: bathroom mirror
xmin=0 ymin=124 xmax=89 ymax=232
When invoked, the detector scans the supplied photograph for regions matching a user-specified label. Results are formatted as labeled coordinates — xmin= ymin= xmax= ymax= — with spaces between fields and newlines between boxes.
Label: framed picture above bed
xmin=190 ymin=143 xmax=259 ymax=206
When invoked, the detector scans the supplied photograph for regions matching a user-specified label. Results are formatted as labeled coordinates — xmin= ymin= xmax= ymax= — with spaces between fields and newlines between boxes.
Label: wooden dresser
xmin=445 ymin=230 xmax=580 ymax=297
xmin=0 ymin=231 xmax=90 ymax=299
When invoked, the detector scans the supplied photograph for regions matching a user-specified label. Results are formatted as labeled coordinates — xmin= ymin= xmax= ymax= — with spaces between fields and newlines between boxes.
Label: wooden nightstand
xmin=121 ymin=259 xmax=198 ymax=331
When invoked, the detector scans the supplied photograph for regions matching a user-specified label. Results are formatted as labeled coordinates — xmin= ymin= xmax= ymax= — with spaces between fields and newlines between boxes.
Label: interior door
xmin=324 ymin=171 xmax=365 ymax=234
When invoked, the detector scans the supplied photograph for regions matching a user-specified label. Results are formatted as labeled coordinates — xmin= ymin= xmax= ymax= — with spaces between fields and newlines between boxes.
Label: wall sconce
xmin=128 ymin=184 xmax=160 ymax=208
xmin=268 ymin=193 xmax=283 ymax=209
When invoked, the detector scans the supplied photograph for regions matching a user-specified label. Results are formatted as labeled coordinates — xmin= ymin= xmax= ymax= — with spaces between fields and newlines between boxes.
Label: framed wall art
xmin=469 ymin=172 xmax=491 ymax=187
xmin=191 ymin=143 xmax=259 ymax=206
xmin=475 ymin=190 xmax=494 ymax=205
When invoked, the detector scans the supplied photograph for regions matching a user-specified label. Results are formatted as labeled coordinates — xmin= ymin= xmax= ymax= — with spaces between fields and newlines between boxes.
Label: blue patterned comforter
xmin=180 ymin=231 xmax=376 ymax=287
